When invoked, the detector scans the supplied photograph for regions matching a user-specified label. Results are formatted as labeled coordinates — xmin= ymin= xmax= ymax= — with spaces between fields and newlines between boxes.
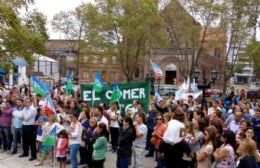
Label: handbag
xmin=150 ymin=136 xmax=156 ymax=145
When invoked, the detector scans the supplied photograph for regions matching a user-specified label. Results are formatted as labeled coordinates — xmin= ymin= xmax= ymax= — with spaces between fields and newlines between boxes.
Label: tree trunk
xmin=223 ymin=75 xmax=227 ymax=94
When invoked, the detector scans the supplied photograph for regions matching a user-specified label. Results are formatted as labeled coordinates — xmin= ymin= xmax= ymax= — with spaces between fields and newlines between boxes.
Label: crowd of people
xmin=0 ymin=83 xmax=260 ymax=168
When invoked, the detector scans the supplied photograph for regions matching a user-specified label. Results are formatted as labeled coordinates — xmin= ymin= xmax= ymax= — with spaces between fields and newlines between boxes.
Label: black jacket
xmin=117 ymin=126 xmax=135 ymax=157
xmin=237 ymin=156 xmax=257 ymax=168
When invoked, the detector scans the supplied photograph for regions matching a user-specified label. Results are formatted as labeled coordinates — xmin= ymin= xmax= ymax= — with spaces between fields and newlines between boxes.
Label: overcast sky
xmin=31 ymin=0 xmax=93 ymax=39
xmin=32 ymin=0 xmax=259 ymax=40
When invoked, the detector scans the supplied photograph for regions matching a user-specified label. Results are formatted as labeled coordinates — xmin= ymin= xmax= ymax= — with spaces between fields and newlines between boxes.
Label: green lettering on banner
xmin=80 ymin=82 xmax=150 ymax=115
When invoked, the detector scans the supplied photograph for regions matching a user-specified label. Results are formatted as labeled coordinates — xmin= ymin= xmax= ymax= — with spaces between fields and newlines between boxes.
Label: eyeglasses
xmin=156 ymin=118 xmax=162 ymax=120
xmin=82 ymin=106 xmax=88 ymax=108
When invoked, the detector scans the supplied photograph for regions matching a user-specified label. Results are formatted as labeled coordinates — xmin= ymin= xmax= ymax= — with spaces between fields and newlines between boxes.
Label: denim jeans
xmin=0 ymin=126 xmax=11 ymax=150
xmin=12 ymin=127 xmax=22 ymax=151
xmin=116 ymin=155 xmax=129 ymax=168
xmin=146 ymin=129 xmax=155 ymax=155
xmin=70 ymin=144 xmax=80 ymax=168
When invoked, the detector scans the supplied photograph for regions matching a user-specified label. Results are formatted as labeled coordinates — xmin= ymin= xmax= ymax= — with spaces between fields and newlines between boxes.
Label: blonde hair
xmin=241 ymin=139 xmax=260 ymax=162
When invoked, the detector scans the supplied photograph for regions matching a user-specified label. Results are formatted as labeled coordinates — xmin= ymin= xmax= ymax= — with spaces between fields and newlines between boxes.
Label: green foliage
xmin=52 ymin=0 xmax=167 ymax=81
xmin=85 ymin=0 xmax=167 ymax=81
xmin=235 ymin=63 xmax=244 ymax=73
xmin=25 ymin=10 xmax=49 ymax=41
xmin=247 ymin=40 xmax=260 ymax=72
xmin=0 ymin=1 xmax=47 ymax=68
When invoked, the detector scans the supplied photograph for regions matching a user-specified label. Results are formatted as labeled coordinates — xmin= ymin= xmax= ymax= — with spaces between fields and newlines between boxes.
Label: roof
xmin=33 ymin=53 xmax=57 ymax=63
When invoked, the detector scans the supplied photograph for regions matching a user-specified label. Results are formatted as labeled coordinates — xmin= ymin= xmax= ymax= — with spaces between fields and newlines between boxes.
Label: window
xmin=102 ymin=57 xmax=108 ymax=64
xmin=214 ymin=48 xmax=221 ymax=58
xmin=83 ymin=72 xmax=89 ymax=79
xmin=110 ymin=72 xmax=116 ymax=81
xmin=112 ymin=56 xmax=116 ymax=64
xmin=83 ymin=56 xmax=88 ymax=63
xmin=92 ymin=71 xmax=97 ymax=80
xmin=93 ymin=56 xmax=98 ymax=63
xmin=134 ymin=67 xmax=140 ymax=78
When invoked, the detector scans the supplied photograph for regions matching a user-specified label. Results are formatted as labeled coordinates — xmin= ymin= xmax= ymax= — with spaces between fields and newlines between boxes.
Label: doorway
xmin=165 ymin=71 xmax=176 ymax=84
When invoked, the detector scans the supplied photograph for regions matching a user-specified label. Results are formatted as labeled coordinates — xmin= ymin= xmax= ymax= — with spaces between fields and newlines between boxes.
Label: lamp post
xmin=194 ymin=67 xmax=218 ymax=109
xmin=145 ymin=73 xmax=155 ymax=95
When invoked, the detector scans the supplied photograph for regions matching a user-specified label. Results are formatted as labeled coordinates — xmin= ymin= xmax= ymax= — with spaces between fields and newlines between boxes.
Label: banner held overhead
xmin=81 ymin=82 xmax=150 ymax=115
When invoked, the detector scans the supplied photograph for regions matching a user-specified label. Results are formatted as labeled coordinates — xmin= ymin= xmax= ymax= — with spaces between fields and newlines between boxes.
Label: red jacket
xmin=55 ymin=138 xmax=68 ymax=157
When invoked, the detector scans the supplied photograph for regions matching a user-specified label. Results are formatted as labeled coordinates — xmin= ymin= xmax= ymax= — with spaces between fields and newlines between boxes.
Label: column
xmin=9 ymin=68 xmax=13 ymax=87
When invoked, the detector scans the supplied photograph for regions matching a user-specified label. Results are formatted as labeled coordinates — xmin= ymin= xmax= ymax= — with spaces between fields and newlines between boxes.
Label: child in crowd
xmin=56 ymin=130 xmax=68 ymax=168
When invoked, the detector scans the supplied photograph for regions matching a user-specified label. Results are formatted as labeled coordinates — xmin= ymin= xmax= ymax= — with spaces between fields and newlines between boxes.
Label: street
xmin=0 ymin=149 xmax=156 ymax=168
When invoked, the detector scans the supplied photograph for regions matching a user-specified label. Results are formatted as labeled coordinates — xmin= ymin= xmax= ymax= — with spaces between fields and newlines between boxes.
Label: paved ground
xmin=0 ymin=149 xmax=156 ymax=168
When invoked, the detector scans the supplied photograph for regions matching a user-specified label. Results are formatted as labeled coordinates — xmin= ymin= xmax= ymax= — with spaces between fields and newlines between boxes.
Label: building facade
xmin=45 ymin=40 xmax=78 ymax=82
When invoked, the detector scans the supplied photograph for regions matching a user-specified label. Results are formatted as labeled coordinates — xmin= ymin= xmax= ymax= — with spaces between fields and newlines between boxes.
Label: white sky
xmin=31 ymin=0 xmax=259 ymax=40
xmin=31 ymin=0 xmax=94 ymax=39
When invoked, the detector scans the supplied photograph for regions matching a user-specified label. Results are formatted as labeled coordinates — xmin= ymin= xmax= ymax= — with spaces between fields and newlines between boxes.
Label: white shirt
xmin=163 ymin=119 xmax=185 ymax=145
xmin=228 ymin=120 xmax=240 ymax=133
xmin=69 ymin=121 xmax=82 ymax=145
xmin=12 ymin=107 xmax=25 ymax=128
xmin=208 ymin=107 xmax=215 ymax=116
xmin=130 ymin=107 xmax=138 ymax=118
xmin=97 ymin=115 xmax=109 ymax=129
xmin=134 ymin=123 xmax=148 ymax=148
xmin=22 ymin=105 xmax=36 ymax=125
xmin=107 ymin=109 xmax=120 ymax=128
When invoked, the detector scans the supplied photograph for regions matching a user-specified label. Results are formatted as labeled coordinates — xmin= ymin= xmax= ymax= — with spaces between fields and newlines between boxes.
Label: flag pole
xmin=91 ymin=90 xmax=95 ymax=109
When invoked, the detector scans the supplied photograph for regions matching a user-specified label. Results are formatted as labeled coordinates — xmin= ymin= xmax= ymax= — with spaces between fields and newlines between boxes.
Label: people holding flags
xmin=66 ymin=70 xmax=73 ymax=95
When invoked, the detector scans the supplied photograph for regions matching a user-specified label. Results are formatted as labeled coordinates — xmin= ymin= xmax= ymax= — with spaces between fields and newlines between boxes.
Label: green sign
xmin=81 ymin=82 xmax=150 ymax=114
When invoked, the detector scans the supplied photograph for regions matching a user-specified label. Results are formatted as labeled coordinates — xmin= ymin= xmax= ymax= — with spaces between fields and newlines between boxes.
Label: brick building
xmin=78 ymin=54 xmax=124 ymax=84
xmin=45 ymin=40 xmax=78 ymax=82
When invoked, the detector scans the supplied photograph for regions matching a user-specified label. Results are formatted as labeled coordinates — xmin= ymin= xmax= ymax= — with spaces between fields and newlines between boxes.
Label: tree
xmin=24 ymin=10 xmax=49 ymax=41
xmin=161 ymin=0 xmax=225 ymax=80
xmin=247 ymin=40 xmax=260 ymax=74
xmin=85 ymin=0 xmax=167 ymax=81
xmin=0 ymin=1 xmax=46 ymax=67
xmin=52 ymin=3 xmax=88 ymax=77
xmin=221 ymin=0 xmax=258 ymax=93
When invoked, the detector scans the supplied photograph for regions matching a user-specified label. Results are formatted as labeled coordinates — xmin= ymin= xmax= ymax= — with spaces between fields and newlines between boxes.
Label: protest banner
xmin=81 ymin=82 xmax=150 ymax=115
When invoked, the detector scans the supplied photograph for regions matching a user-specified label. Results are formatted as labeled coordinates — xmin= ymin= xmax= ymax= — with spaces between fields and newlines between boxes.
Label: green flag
xmin=66 ymin=71 xmax=73 ymax=95
xmin=93 ymin=72 xmax=105 ymax=93
xmin=109 ymin=82 xmax=122 ymax=104
xmin=43 ymin=135 xmax=55 ymax=147
xmin=32 ymin=76 xmax=49 ymax=98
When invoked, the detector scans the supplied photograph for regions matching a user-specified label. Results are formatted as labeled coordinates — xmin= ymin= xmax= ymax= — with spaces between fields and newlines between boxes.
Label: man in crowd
xmin=93 ymin=106 xmax=108 ymax=129
xmin=228 ymin=111 xmax=243 ymax=133
xmin=19 ymin=97 xmax=37 ymax=161
xmin=0 ymin=100 xmax=13 ymax=152
xmin=11 ymin=98 xmax=25 ymax=154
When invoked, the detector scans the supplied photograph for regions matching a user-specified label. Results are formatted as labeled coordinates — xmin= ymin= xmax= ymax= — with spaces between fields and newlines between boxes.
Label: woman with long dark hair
xmin=197 ymin=126 xmax=216 ymax=168
xmin=117 ymin=116 xmax=136 ymax=168
xmin=160 ymin=110 xmax=189 ymax=168
xmin=92 ymin=123 xmax=109 ymax=168
xmin=214 ymin=130 xmax=236 ymax=168
xmin=79 ymin=106 xmax=90 ymax=165
xmin=82 ymin=117 xmax=97 ymax=168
